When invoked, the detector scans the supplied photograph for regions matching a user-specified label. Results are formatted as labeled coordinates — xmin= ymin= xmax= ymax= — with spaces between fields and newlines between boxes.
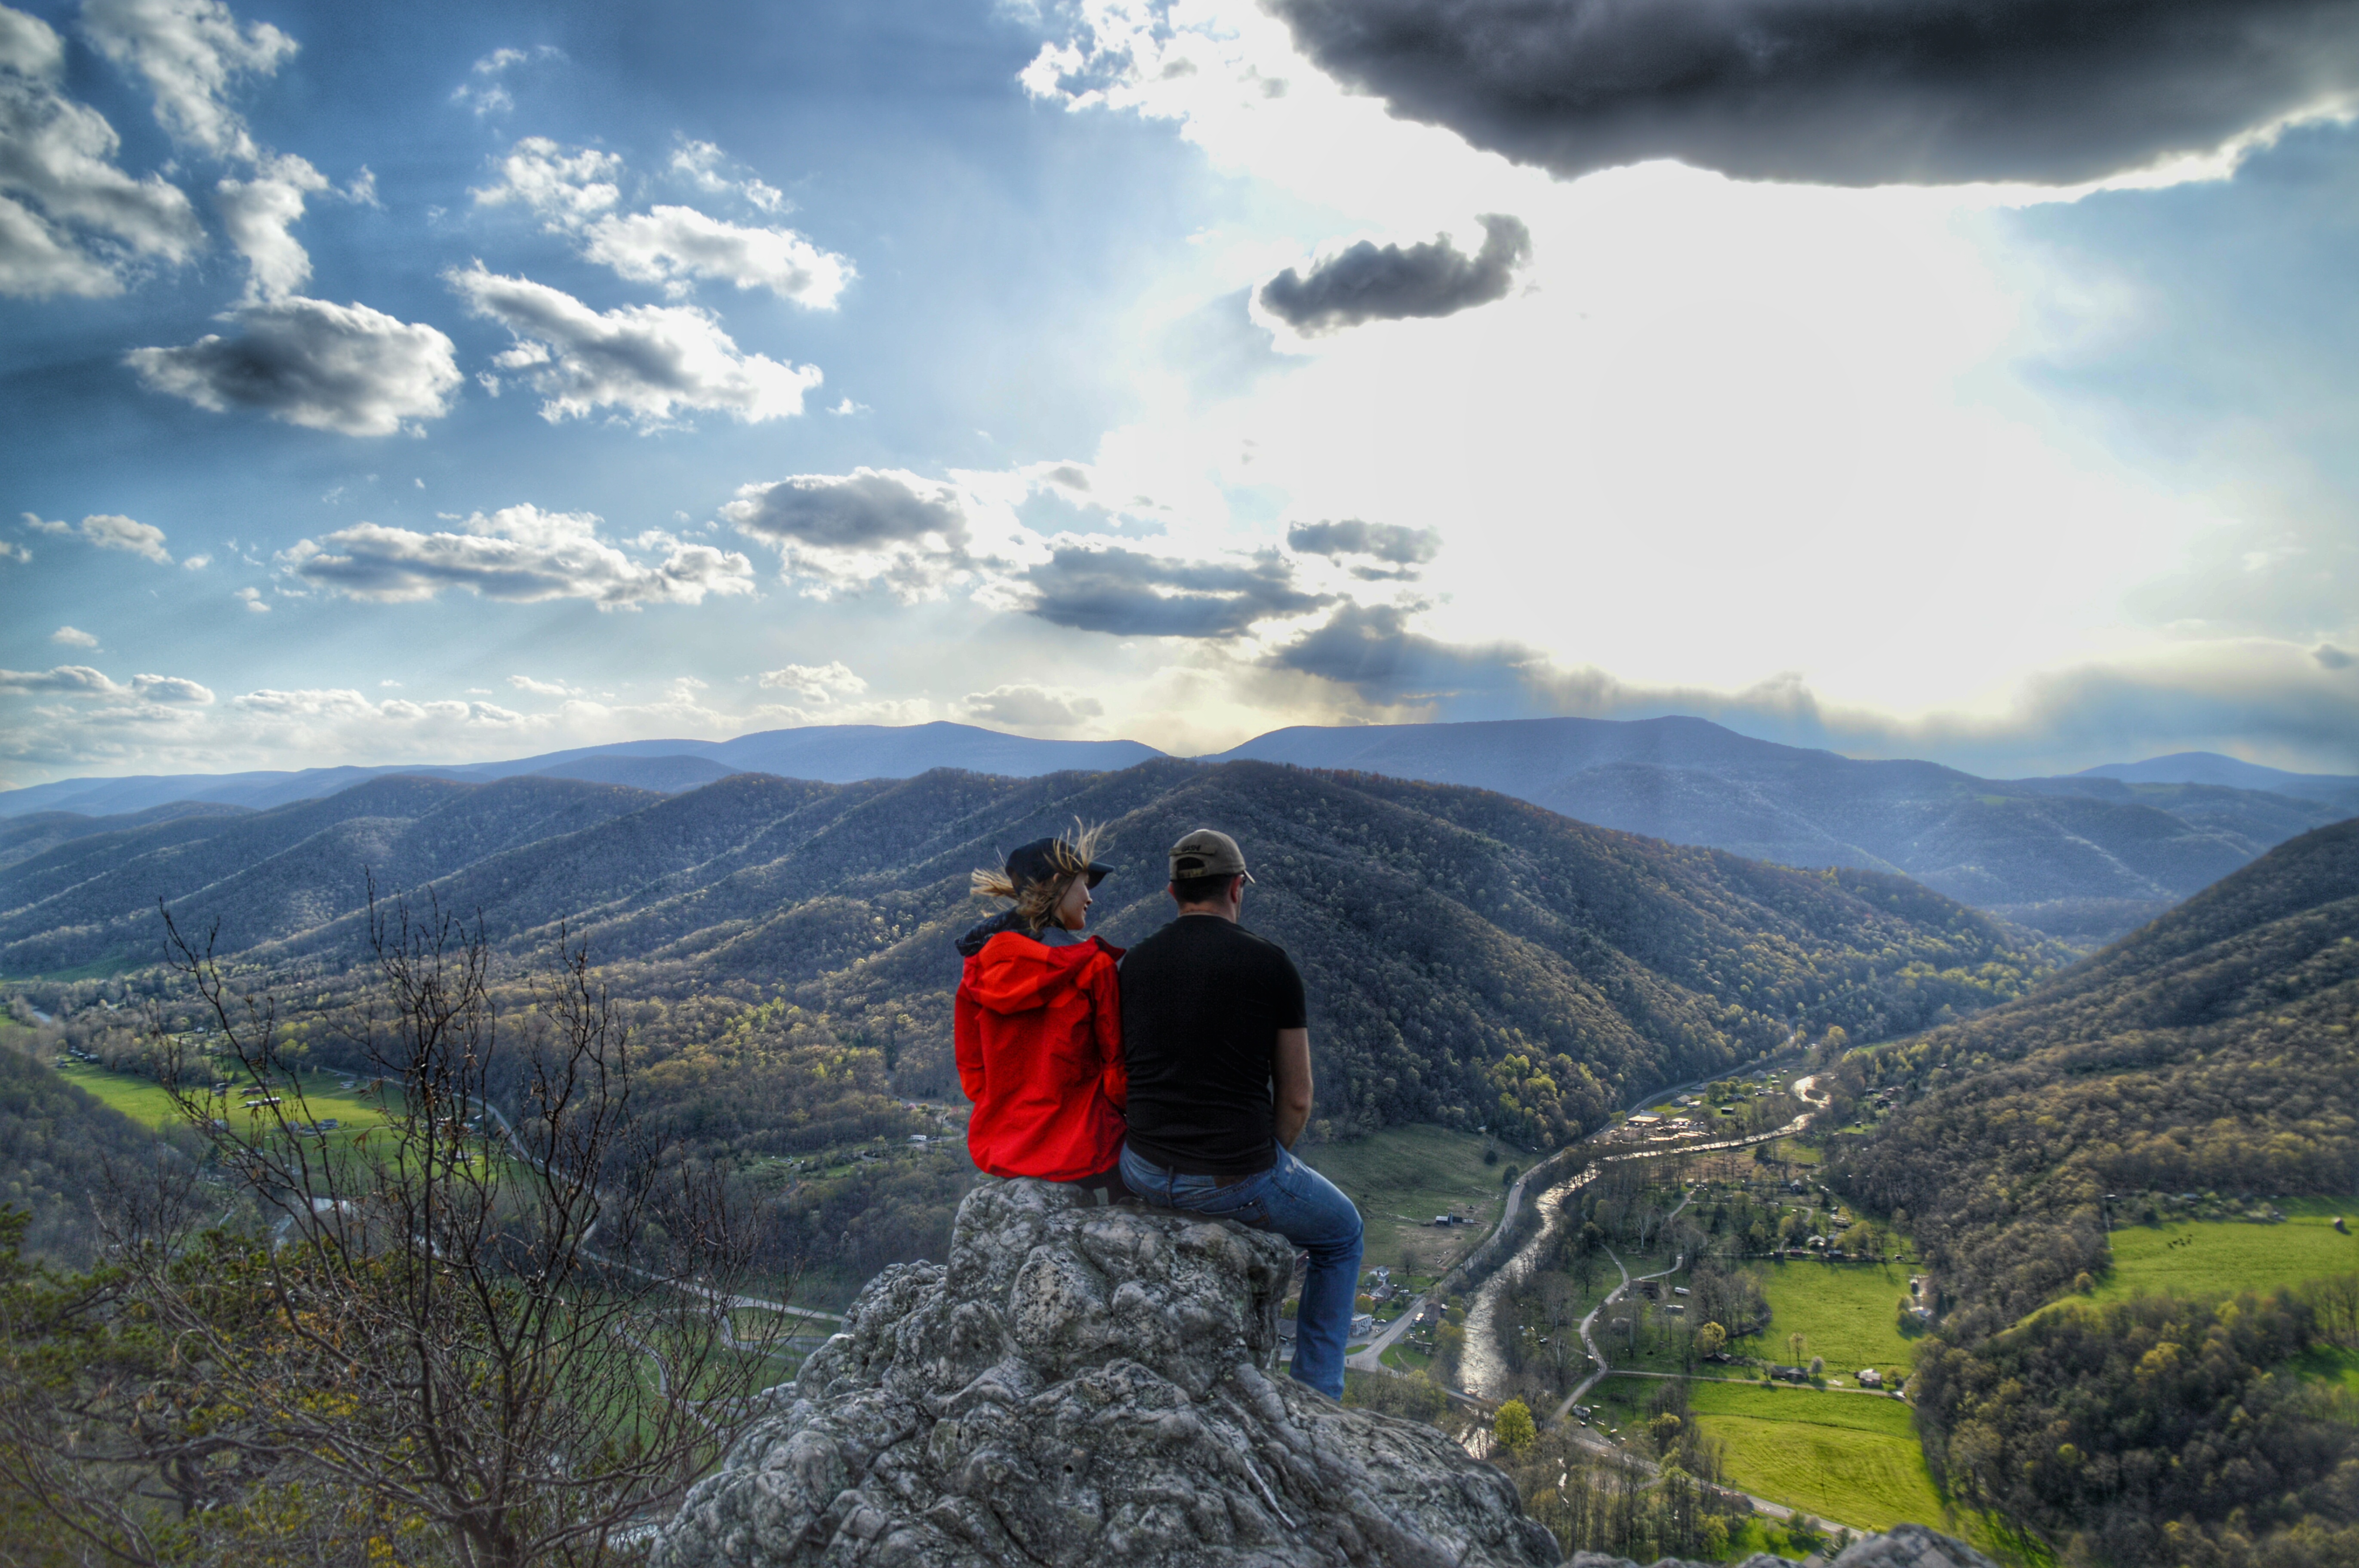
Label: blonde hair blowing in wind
xmin=971 ymin=819 xmax=1109 ymax=934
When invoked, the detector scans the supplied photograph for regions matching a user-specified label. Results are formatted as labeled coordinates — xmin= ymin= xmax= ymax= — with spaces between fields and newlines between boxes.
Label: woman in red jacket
xmin=953 ymin=826 xmax=1127 ymax=1196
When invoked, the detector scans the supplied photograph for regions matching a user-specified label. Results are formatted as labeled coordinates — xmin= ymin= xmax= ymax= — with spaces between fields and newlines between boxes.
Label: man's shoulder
xmin=1126 ymin=916 xmax=1290 ymax=962
xmin=1228 ymin=923 xmax=1293 ymax=963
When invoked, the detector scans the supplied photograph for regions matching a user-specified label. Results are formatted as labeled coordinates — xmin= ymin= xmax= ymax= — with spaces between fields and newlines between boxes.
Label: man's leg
xmin=1117 ymin=1142 xmax=1362 ymax=1400
xmin=1253 ymin=1145 xmax=1363 ymax=1400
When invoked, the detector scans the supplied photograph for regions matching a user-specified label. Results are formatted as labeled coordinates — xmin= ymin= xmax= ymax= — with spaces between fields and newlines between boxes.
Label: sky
xmin=3 ymin=0 xmax=2357 ymax=790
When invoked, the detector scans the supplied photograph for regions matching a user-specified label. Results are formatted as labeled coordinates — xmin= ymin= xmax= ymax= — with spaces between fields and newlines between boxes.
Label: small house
xmin=1857 ymin=1369 xmax=1883 ymax=1388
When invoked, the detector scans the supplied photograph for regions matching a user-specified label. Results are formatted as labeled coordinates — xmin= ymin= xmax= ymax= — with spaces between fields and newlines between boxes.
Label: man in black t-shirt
xmin=1118 ymin=828 xmax=1364 ymax=1400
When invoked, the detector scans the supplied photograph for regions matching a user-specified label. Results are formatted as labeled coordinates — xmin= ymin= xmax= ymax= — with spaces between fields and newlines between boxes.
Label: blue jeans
xmin=1119 ymin=1141 xmax=1364 ymax=1400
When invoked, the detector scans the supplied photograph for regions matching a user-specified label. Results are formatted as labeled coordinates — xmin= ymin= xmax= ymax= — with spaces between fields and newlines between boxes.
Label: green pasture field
xmin=1745 ymin=1257 xmax=1919 ymax=1380
xmin=1596 ymin=1375 xmax=1944 ymax=1534
xmin=1305 ymin=1124 xmax=1506 ymax=1277
xmin=2049 ymin=1208 xmax=2359 ymax=1316
xmin=53 ymin=1057 xmax=399 ymax=1142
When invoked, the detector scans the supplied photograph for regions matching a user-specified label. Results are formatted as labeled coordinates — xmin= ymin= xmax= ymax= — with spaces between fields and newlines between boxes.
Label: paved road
xmin=1347 ymin=1055 xmax=1810 ymax=1376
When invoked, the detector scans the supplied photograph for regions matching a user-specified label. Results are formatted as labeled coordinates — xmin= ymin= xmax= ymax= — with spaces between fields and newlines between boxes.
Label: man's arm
xmin=1272 ymin=1027 xmax=1312 ymax=1149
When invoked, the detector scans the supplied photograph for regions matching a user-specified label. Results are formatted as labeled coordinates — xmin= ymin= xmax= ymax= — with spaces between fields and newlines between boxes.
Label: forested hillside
xmin=8 ymin=760 xmax=2049 ymax=1144
xmin=6 ymin=760 xmax=2051 ymax=1285
xmin=0 ymin=1021 xmax=188 ymax=1265
xmin=1829 ymin=820 xmax=2359 ymax=1566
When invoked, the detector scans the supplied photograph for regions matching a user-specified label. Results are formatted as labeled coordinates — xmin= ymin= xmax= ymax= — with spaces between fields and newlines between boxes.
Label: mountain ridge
xmin=9 ymin=716 xmax=2352 ymax=944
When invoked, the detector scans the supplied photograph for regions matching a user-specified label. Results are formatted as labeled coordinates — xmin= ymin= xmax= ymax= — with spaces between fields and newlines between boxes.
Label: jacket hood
xmin=958 ymin=925 xmax=1121 ymax=1016
xmin=955 ymin=911 xmax=1026 ymax=958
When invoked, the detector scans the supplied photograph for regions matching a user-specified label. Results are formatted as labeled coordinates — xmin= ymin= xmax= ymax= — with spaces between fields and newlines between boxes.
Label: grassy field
xmin=1594 ymin=1375 xmax=1945 ymax=1534
xmin=1304 ymin=1124 xmax=1506 ymax=1276
xmin=53 ymin=1057 xmax=400 ymax=1142
xmin=2088 ymin=1209 xmax=2359 ymax=1307
xmin=1746 ymin=1257 xmax=1919 ymax=1379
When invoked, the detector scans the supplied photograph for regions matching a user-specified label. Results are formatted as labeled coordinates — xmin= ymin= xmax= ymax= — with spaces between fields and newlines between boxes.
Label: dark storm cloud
xmin=1265 ymin=0 xmax=2359 ymax=187
xmin=1022 ymin=545 xmax=1330 ymax=638
xmin=1271 ymin=603 xmax=2359 ymax=774
xmin=1257 ymin=215 xmax=1530 ymax=332
xmin=1268 ymin=601 xmax=1544 ymax=703
xmin=1287 ymin=519 xmax=1441 ymax=567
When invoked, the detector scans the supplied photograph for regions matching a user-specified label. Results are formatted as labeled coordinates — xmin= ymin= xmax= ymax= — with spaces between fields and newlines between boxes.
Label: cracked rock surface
xmin=653 ymin=1177 xmax=1563 ymax=1568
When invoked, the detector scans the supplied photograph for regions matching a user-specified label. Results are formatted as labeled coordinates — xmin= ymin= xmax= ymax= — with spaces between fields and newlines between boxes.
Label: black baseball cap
xmin=1004 ymin=837 xmax=1112 ymax=892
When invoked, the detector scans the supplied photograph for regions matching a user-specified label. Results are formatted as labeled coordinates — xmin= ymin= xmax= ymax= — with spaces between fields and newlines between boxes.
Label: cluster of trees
xmin=1913 ymin=1285 xmax=2359 ymax=1567
xmin=1498 ymin=1378 xmax=1761 ymax=1562
xmin=1827 ymin=821 xmax=2359 ymax=1564
xmin=0 ymin=1023 xmax=198 ymax=1265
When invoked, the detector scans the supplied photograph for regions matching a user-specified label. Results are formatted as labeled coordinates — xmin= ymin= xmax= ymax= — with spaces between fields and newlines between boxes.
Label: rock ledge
xmin=654 ymin=1177 xmax=1561 ymax=1567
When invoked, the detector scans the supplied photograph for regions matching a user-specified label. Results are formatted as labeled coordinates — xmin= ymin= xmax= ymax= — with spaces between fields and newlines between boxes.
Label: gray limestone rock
xmin=653 ymin=1177 xmax=1563 ymax=1568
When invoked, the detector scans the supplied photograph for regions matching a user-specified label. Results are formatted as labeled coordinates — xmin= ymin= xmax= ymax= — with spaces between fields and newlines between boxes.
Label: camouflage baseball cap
xmin=1168 ymin=828 xmax=1253 ymax=883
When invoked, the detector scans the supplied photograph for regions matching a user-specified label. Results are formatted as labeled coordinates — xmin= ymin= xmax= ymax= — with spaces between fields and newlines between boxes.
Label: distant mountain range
xmin=6 ymin=718 xmax=2352 ymax=944
xmin=0 ymin=723 xmax=1165 ymax=819
xmin=1210 ymin=718 xmax=2359 ymax=942
xmin=0 ymin=760 xmax=2054 ymax=1147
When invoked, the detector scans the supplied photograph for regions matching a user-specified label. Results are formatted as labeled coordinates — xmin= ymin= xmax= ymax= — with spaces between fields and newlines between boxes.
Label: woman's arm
xmin=953 ymin=976 xmax=986 ymax=1104
xmin=1090 ymin=953 xmax=1126 ymax=1112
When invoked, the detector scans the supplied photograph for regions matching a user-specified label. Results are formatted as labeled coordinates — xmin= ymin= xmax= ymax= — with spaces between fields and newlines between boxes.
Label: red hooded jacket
xmin=953 ymin=929 xmax=1126 ymax=1181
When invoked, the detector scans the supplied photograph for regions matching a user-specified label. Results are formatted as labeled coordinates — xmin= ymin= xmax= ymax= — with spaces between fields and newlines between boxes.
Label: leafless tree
xmin=3 ymin=891 xmax=800 ymax=1568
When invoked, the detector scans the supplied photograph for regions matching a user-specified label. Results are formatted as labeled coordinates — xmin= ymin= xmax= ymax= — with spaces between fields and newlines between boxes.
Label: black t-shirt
xmin=1118 ymin=915 xmax=1308 ymax=1178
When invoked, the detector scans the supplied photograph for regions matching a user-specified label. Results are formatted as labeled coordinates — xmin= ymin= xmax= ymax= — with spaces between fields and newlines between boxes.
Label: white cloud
xmin=446 ymin=262 xmax=822 ymax=427
xmin=0 ymin=3 xmax=204 ymax=298
xmin=722 ymin=467 xmax=982 ymax=600
xmin=450 ymin=45 xmax=559 ymax=117
xmin=670 ymin=140 xmax=785 ymax=211
xmin=582 ymin=206 xmax=852 ymax=306
xmin=126 ymin=295 xmax=462 ymax=435
xmin=81 ymin=0 xmax=297 ymax=164
xmin=231 ymin=686 xmax=376 ymax=718
xmin=0 ymin=540 xmax=26 ymax=562
xmin=0 ymin=662 xmax=210 ymax=702
xmin=507 ymin=674 xmax=580 ymax=696
xmin=0 ymin=663 xmax=117 ymax=695
xmin=280 ymin=502 xmax=757 ymax=610
xmin=19 ymin=510 xmax=173 ymax=563
xmin=234 ymin=584 xmax=267 ymax=611
xmin=474 ymin=136 xmax=850 ymax=304
xmin=215 ymin=151 xmax=326 ymax=299
xmin=129 ymin=671 xmax=211 ymax=703
xmin=49 ymin=625 xmax=96 ymax=647
xmin=470 ymin=135 xmax=620 ymax=227
xmin=182 ymin=551 xmax=210 ymax=569
xmin=757 ymin=661 xmax=867 ymax=703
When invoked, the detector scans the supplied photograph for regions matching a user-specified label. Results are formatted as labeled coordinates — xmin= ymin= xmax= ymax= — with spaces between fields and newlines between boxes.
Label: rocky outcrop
xmin=653 ymin=1177 xmax=1562 ymax=1567
xmin=1570 ymin=1522 xmax=1999 ymax=1568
